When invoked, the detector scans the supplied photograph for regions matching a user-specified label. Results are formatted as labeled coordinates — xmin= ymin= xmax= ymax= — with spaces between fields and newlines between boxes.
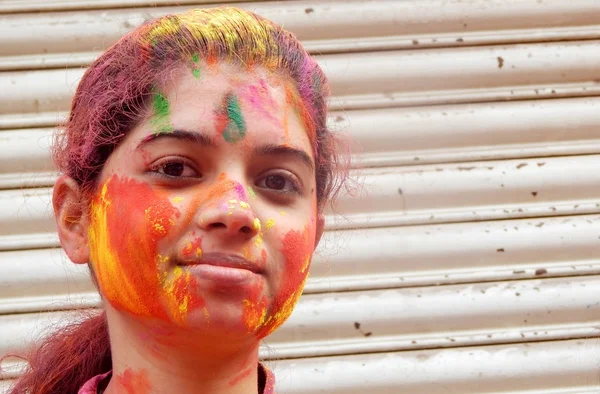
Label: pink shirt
xmin=78 ymin=364 xmax=276 ymax=394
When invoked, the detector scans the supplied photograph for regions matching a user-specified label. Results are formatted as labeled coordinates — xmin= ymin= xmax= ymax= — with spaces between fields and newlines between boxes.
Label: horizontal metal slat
xmin=1 ymin=214 xmax=599 ymax=314
xmin=3 ymin=41 xmax=600 ymax=129
xmin=0 ymin=0 xmax=238 ymax=14
xmin=2 ymin=0 xmax=600 ymax=59
xmin=270 ymin=339 xmax=600 ymax=394
xmin=329 ymin=154 xmax=600 ymax=229
xmin=4 ymin=97 xmax=600 ymax=189
xmin=2 ymin=276 xmax=600 ymax=361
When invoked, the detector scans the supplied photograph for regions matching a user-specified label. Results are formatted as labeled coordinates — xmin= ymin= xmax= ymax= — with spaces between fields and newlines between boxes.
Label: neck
xmin=103 ymin=306 xmax=261 ymax=394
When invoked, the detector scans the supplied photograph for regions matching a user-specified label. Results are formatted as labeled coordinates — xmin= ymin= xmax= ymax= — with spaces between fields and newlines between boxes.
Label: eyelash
xmin=149 ymin=157 xmax=200 ymax=179
xmin=255 ymin=170 xmax=303 ymax=196
xmin=148 ymin=157 xmax=303 ymax=196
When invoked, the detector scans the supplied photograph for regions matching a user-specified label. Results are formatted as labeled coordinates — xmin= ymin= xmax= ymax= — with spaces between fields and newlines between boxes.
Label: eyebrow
xmin=136 ymin=129 xmax=215 ymax=150
xmin=254 ymin=143 xmax=315 ymax=174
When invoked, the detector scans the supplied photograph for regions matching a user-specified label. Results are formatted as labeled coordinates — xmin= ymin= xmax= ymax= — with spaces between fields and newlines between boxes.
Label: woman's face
xmin=86 ymin=63 xmax=323 ymax=339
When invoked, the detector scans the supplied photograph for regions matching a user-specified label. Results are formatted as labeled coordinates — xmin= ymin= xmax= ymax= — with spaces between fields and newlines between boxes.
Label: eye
xmin=150 ymin=158 xmax=199 ymax=178
xmin=256 ymin=171 xmax=301 ymax=194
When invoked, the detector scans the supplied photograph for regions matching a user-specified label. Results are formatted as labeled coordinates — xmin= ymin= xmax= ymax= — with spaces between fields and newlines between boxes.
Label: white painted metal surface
xmin=1 ymin=0 xmax=600 ymax=393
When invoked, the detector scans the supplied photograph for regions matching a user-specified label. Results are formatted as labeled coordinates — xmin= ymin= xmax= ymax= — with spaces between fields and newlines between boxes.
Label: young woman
xmin=8 ymin=6 xmax=345 ymax=394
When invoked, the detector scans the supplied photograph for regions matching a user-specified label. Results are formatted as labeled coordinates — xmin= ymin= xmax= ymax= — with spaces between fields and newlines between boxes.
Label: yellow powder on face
xmin=265 ymin=218 xmax=276 ymax=230
xmin=280 ymin=211 xmax=287 ymax=216
xmin=162 ymin=266 xmax=193 ymax=325
xmin=254 ymin=234 xmax=263 ymax=247
xmin=171 ymin=196 xmax=184 ymax=203
xmin=259 ymin=274 xmax=309 ymax=338
xmin=242 ymin=299 xmax=267 ymax=332
xmin=88 ymin=182 xmax=151 ymax=317
xmin=248 ymin=187 xmax=256 ymax=199
xmin=300 ymin=256 xmax=311 ymax=273
xmin=253 ymin=218 xmax=261 ymax=232
xmin=239 ymin=201 xmax=250 ymax=209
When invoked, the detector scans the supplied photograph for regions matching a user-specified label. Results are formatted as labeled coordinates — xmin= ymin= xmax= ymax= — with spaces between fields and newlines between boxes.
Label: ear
xmin=52 ymin=176 xmax=90 ymax=264
xmin=314 ymin=213 xmax=325 ymax=249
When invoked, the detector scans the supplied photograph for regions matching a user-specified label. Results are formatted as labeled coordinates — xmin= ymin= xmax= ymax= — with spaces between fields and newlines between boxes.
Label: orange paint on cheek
xmin=88 ymin=175 xmax=205 ymax=323
xmin=88 ymin=176 xmax=176 ymax=320
xmin=116 ymin=368 xmax=152 ymax=394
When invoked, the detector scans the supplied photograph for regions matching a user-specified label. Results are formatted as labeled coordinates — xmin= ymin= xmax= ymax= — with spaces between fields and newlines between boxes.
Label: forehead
xmin=147 ymin=64 xmax=312 ymax=153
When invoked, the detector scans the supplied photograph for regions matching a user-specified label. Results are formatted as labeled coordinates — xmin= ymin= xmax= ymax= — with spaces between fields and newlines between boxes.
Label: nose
xmin=197 ymin=198 xmax=260 ymax=240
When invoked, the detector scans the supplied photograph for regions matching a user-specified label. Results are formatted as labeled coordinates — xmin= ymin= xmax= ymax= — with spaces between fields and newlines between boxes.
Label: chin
xmin=164 ymin=297 xmax=268 ymax=339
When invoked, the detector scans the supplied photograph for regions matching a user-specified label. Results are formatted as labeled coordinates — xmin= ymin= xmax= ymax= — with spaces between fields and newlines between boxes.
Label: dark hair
xmin=8 ymin=6 xmax=346 ymax=393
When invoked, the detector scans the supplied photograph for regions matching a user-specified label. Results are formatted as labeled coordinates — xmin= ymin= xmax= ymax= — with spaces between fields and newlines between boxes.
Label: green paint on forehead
xmin=191 ymin=53 xmax=201 ymax=79
xmin=151 ymin=91 xmax=172 ymax=134
xmin=222 ymin=93 xmax=247 ymax=143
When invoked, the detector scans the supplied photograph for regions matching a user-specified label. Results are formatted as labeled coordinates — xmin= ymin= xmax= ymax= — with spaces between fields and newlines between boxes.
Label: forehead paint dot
xmin=265 ymin=218 xmax=276 ymax=230
xmin=234 ymin=182 xmax=246 ymax=199
xmin=241 ymin=80 xmax=279 ymax=124
xmin=215 ymin=93 xmax=247 ymax=143
xmin=191 ymin=53 xmax=201 ymax=79
xmin=151 ymin=90 xmax=172 ymax=134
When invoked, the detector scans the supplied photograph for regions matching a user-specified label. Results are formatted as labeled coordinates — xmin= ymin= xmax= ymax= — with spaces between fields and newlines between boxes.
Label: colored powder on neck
xmin=151 ymin=91 xmax=172 ymax=133
xmin=116 ymin=368 xmax=152 ymax=394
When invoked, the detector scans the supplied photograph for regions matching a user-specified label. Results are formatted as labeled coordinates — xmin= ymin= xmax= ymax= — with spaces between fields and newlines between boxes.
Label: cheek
xmin=88 ymin=175 xmax=179 ymax=320
xmin=249 ymin=221 xmax=316 ymax=337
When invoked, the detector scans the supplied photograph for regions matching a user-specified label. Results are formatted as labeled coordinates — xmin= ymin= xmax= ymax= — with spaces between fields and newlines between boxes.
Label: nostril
xmin=239 ymin=226 xmax=253 ymax=234
xmin=208 ymin=222 xmax=227 ymax=230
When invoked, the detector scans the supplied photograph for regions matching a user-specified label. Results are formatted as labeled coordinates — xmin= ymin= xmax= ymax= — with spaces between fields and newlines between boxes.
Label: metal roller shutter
xmin=1 ymin=1 xmax=600 ymax=392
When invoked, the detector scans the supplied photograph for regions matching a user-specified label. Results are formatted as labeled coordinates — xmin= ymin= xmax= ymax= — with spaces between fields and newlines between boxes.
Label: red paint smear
xmin=98 ymin=176 xmax=179 ymax=320
xmin=182 ymin=236 xmax=203 ymax=259
xmin=116 ymin=367 xmax=152 ymax=394
xmin=172 ymin=273 xmax=205 ymax=310
xmin=228 ymin=364 xmax=254 ymax=387
xmin=95 ymin=176 xmax=205 ymax=323
xmin=256 ymin=226 xmax=314 ymax=337
xmin=285 ymin=84 xmax=316 ymax=151
xmin=213 ymin=98 xmax=229 ymax=138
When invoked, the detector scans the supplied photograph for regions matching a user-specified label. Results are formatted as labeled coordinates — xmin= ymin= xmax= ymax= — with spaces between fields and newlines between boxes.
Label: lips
xmin=177 ymin=252 xmax=264 ymax=274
